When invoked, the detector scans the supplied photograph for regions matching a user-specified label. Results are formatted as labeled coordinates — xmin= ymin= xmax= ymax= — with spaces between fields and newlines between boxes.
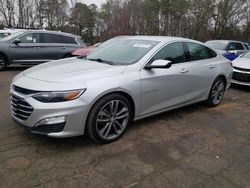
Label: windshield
xmin=241 ymin=52 xmax=250 ymax=59
xmin=0 ymin=31 xmax=24 ymax=41
xmin=87 ymin=38 xmax=159 ymax=65
xmin=205 ymin=41 xmax=228 ymax=50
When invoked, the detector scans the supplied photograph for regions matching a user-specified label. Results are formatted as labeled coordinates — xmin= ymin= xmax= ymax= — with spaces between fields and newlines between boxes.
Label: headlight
xmin=32 ymin=89 xmax=86 ymax=103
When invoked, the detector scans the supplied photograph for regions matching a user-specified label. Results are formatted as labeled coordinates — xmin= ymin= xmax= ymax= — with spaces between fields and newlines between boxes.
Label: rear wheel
xmin=64 ymin=54 xmax=72 ymax=58
xmin=86 ymin=94 xmax=132 ymax=144
xmin=205 ymin=77 xmax=226 ymax=107
xmin=0 ymin=55 xmax=8 ymax=71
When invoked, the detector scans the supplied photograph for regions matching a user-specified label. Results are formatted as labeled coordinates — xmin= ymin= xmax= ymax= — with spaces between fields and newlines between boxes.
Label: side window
xmin=19 ymin=33 xmax=40 ymax=43
xmin=228 ymin=42 xmax=244 ymax=50
xmin=236 ymin=43 xmax=244 ymax=50
xmin=41 ymin=34 xmax=62 ymax=43
xmin=62 ymin=36 xmax=77 ymax=44
xmin=186 ymin=42 xmax=216 ymax=61
xmin=151 ymin=42 xmax=185 ymax=64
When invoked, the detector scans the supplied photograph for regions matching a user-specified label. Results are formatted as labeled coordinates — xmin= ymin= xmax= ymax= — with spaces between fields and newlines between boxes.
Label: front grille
xmin=233 ymin=72 xmax=250 ymax=82
xmin=11 ymin=95 xmax=33 ymax=121
xmin=13 ymin=85 xmax=40 ymax=95
xmin=31 ymin=123 xmax=65 ymax=133
xmin=234 ymin=66 xmax=250 ymax=72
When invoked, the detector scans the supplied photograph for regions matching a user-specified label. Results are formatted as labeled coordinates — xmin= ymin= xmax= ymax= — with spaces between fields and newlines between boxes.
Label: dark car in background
xmin=0 ymin=30 xmax=86 ymax=70
xmin=205 ymin=40 xmax=248 ymax=61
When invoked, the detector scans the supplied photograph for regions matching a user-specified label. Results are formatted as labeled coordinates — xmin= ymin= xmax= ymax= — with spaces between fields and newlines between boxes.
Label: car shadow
xmin=5 ymin=65 xmax=32 ymax=71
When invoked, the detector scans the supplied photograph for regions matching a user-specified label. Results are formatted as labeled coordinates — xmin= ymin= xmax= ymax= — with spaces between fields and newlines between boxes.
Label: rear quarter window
xmin=62 ymin=36 xmax=77 ymax=44
xmin=41 ymin=33 xmax=62 ymax=43
xmin=186 ymin=42 xmax=217 ymax=61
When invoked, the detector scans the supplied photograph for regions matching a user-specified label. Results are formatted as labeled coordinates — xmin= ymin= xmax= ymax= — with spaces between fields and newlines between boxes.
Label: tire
xmin=205 ymin=77 xmax=226 ymax=107
xmin=64 ymin=54 xmax=72 ymax=58
xmin=86 ymin=94 xmax=132 ymax=144
xmin=0 ymin=55 xmax=8 ymax=71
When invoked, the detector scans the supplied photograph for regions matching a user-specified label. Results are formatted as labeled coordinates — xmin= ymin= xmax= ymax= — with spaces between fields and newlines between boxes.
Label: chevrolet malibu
xmin=232 ymin=52 xmax=250 ymax=86
xmin=10 ymin=36 xmax=233 ymax=143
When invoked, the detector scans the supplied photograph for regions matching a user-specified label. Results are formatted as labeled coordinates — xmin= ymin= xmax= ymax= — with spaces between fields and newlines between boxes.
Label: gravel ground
xmin=0 ymin=66 xmax=250 ymax=188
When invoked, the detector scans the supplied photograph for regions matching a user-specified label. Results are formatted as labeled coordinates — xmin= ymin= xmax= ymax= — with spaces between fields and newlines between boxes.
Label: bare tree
xmin=0 ymin=0 xmax=15 ymax=27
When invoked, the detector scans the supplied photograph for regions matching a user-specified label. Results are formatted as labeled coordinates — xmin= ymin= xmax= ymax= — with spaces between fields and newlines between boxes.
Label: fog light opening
xmin=35 ymin=116 xmax=66 ymax=127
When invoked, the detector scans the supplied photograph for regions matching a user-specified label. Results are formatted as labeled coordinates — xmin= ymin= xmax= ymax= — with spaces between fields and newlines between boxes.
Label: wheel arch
xmin=205 ymin=74 xmax=228 ymax=100
xmin=217 ymin=74 xmax=227 ymax=85
xmin=85 ymin=90 xmax=136 ymax=133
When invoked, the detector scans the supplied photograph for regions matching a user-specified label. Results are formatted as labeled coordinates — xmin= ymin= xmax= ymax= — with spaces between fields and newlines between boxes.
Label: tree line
xmin=0 ymin=0 xmax=250 ymax=45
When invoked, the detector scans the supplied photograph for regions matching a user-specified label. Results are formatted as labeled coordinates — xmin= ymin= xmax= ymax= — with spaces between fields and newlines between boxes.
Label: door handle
xmin=180 ymin=68 xmax=189 ymax=73
xmin=209 ymin=64 xmax=215 ymax=69
xmin=61 ymin=47 xmax=67 ymax=49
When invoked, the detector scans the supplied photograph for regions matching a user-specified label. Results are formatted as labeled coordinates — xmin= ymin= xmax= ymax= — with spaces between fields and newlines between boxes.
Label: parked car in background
xmin=11 ymin=36 xmax=232 ymax=143
xmin=71 ymin=43 xmax=100 ymax=57
xmin=71 ymin=36 xmax=129 ymax=57
xmin=205 ymin=40 xmax=248 ymax=61
xmin=0 ymin=30 xmax=86 ymax=70
xmin=0 ymin=28 xmax=26 ymax=39
xmin=232 ymin=52 xmax=250 ymax=86
xmin=243 ymin=42 xmax=250 ymax=51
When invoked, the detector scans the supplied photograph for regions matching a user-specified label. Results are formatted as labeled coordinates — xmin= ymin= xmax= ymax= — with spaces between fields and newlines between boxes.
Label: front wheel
xmin=205 ymin=77 xmax=226 ymax=107
xmin=86 ymin=94 xmax=132 ymax=144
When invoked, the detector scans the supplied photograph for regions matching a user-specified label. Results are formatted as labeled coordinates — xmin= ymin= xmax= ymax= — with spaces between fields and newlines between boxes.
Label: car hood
xmin=233 ymin=58 xmax=250 ymax=69
xmin=21 ymin=57 xmax=127 ymax=83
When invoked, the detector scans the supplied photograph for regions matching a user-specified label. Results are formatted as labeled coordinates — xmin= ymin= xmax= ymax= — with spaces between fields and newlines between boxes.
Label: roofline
xmin=20 ymin=30 xmax=81 ymax=38
xmin=206 ymin=40 xmax=244 ymax=43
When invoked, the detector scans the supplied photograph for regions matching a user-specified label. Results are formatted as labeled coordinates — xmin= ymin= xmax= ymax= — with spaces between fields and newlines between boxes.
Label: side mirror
xmin=145 ymin=59 xmax=172 ymax=70
xmin=13 ymin=39 xmax=21 ymax=45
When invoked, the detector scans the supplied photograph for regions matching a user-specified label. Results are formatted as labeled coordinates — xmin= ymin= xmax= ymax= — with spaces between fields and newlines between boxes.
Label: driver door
xmin=140 ymin=42 xmax=194 ymax=115
xmin=10 ymin=33 xmax=44 ymax=64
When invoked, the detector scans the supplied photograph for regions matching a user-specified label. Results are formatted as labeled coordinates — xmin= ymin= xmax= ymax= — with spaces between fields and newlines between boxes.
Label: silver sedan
xmin=10 ymin=36 xmax=233 ymax=143
xmin=232 ymin=52 xmax=250 ymax=86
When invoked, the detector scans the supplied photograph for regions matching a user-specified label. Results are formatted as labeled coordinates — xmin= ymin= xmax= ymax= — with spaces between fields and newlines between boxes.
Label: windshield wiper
xmin=87 ymin=58 xmax=115 ymax=65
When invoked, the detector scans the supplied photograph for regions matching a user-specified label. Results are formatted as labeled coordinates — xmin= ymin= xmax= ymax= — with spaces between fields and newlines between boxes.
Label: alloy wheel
xmin=211 ymin=80 xmax=225 ymax=105
xmin=96 ymin=100 xmax=130 ymax=140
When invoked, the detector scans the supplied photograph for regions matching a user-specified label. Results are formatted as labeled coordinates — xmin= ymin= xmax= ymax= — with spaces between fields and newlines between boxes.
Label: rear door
xmin=40 ymin=33 xmax=80 ymax=59
xmin=9 ymin=33 xmax=44 ymax=64
xmin=39 ymin=33 xmax=65 ymax=60
xmin=182 ymin=42 xmax=218 ymax=100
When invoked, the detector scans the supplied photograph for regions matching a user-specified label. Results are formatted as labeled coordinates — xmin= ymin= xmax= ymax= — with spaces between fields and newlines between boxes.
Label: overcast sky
xmin=79 ymin=0 xmax=106 ymax=7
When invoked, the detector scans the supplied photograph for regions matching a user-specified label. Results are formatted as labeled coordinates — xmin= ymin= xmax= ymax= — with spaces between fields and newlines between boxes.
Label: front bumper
xmin=10 ymin=90 xmax=90 ymax=138
xmin=232 ymin=69 xmax=250 ymax=86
